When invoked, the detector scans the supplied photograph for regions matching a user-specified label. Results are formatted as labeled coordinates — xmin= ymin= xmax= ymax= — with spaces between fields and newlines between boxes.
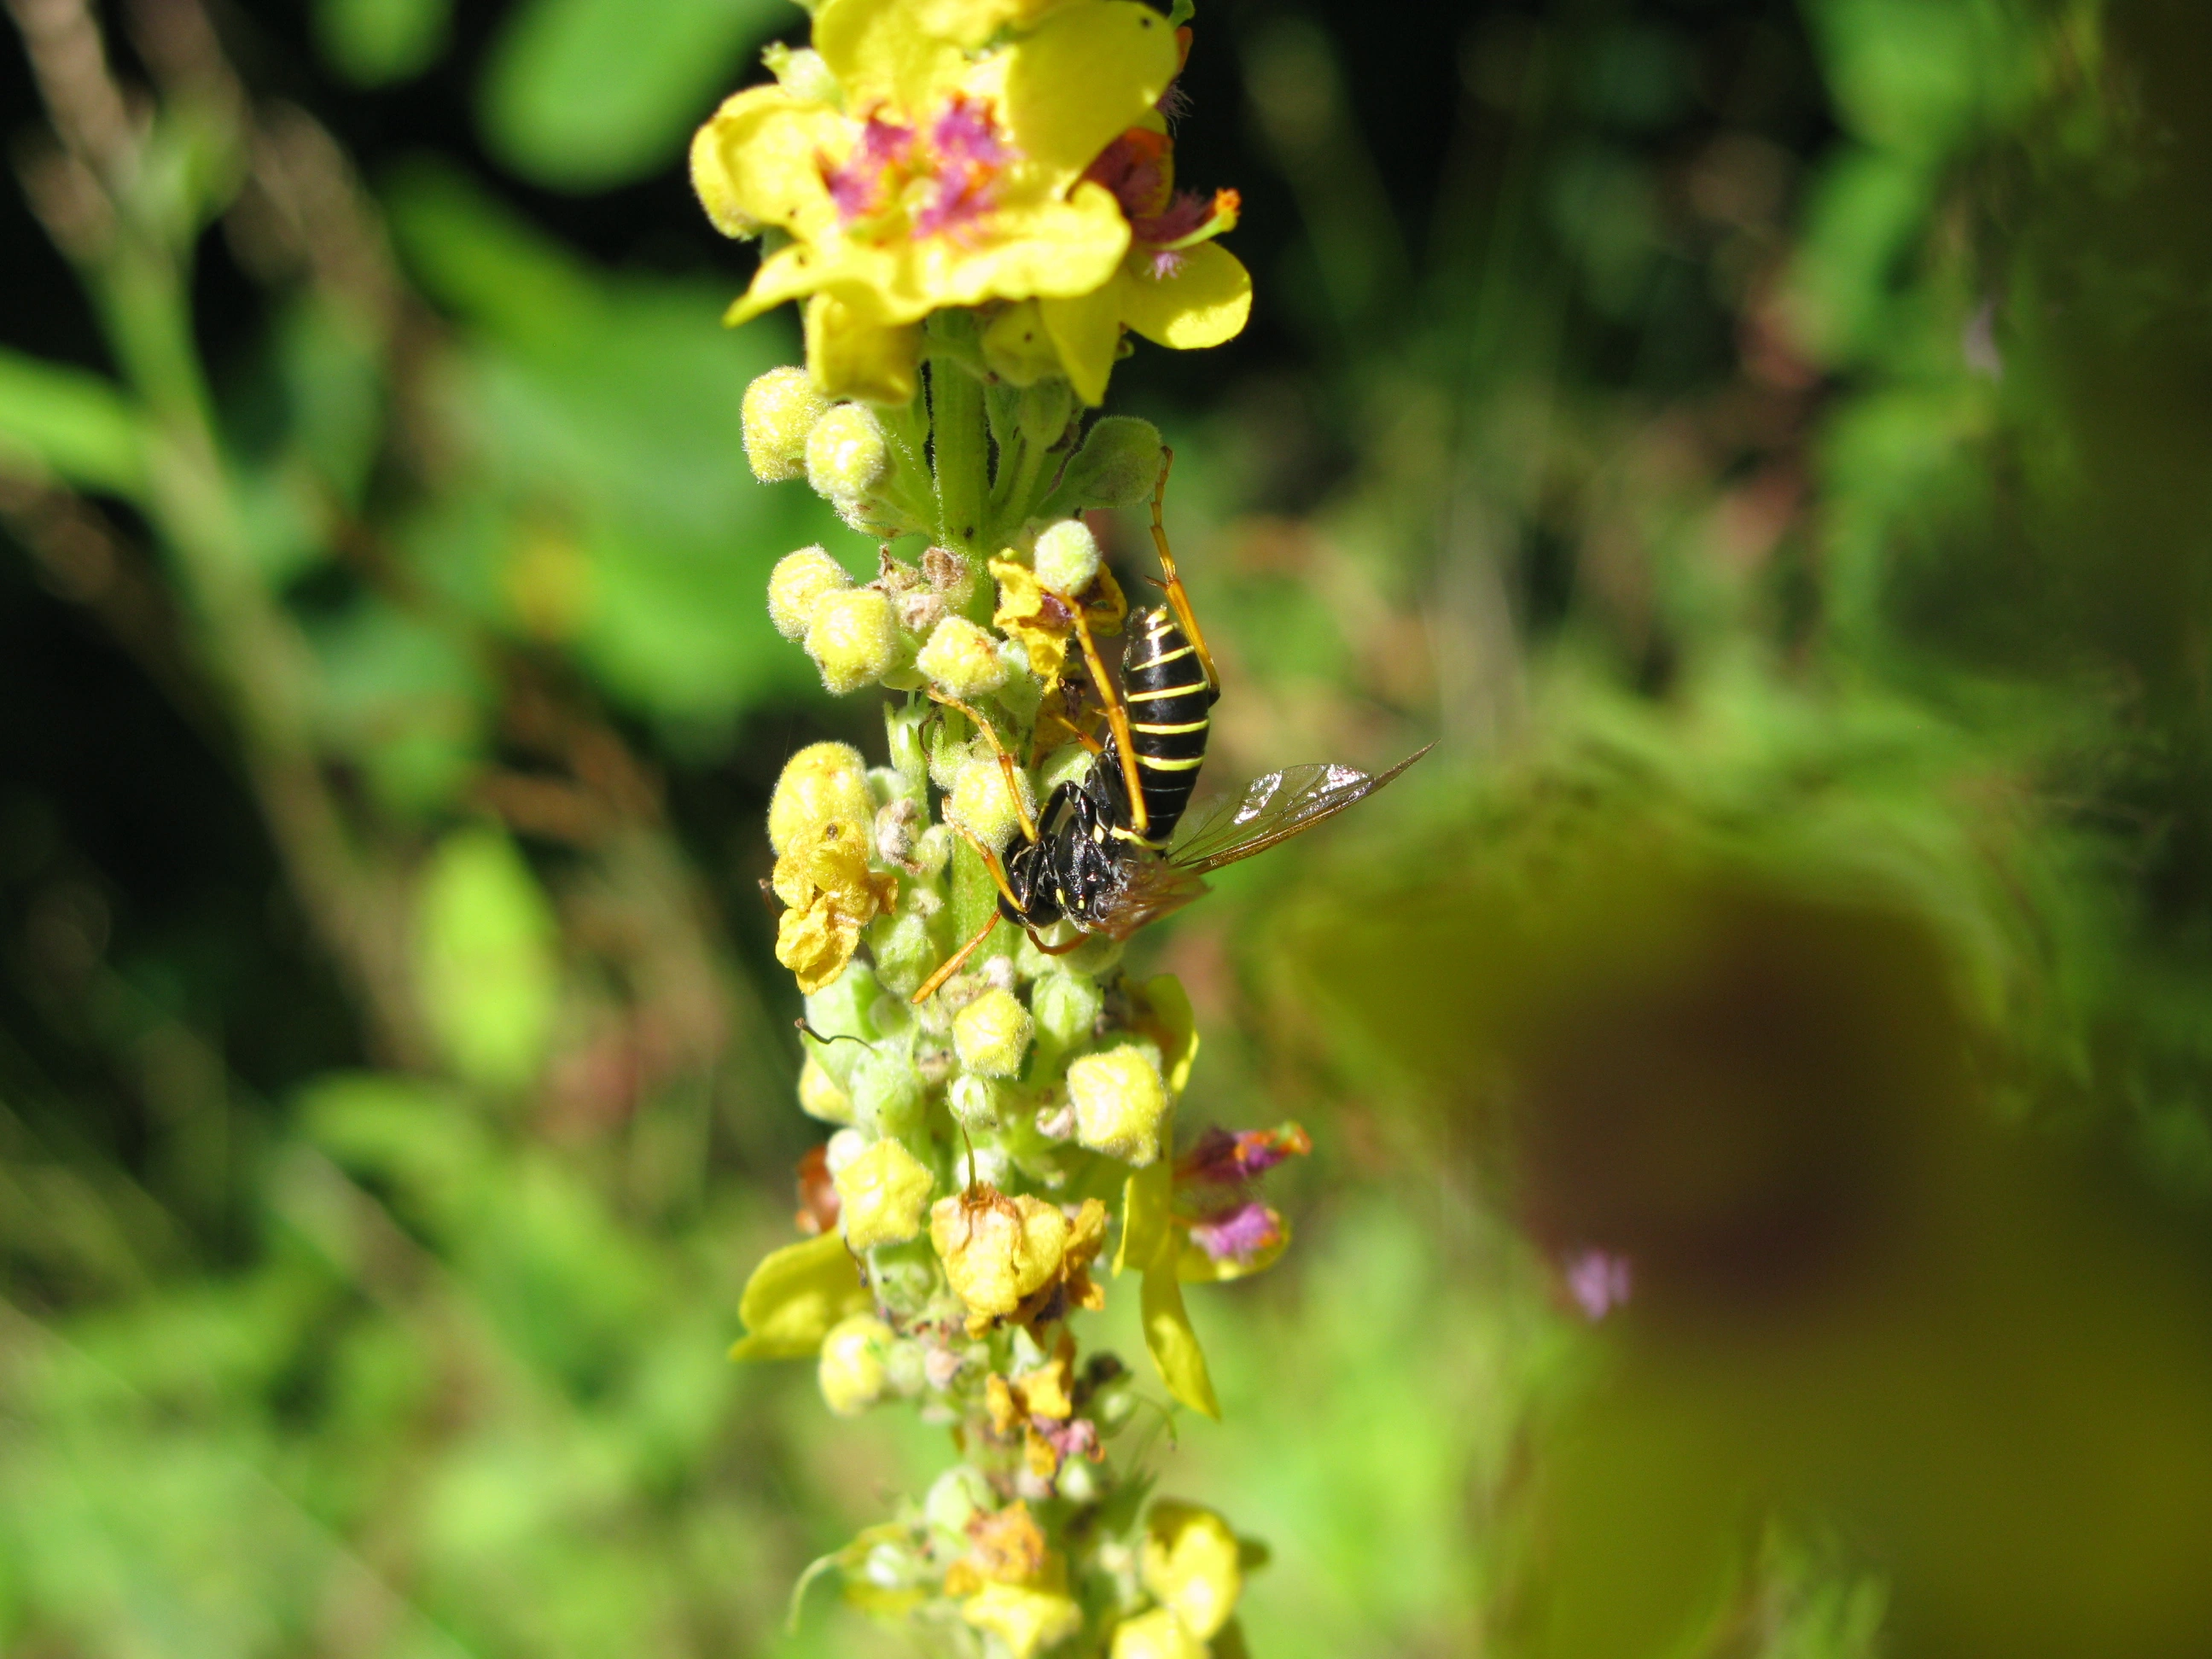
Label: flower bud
xmin=931 ymin=1190 xmax=1070 ymax=1325
xmin=805 ymin=402 xmax=889 ymax=502
xmin=1033 ymin=518 xmax=1102 ymax=597
xmin=949 ymin=1072 xmax=1003 ymax=1132
xmin=818 ymin=1313 xmax=894 ymax=1416
xmin=924 ymin=1464 xmax=994 ymax=1534
xmin=806 ymin=588 xmax=900 ymax=694
xmin=1068 ymin=1045 xmax=1169 ymax=1166
xmin=1109 ymin=1607 xmax=1207 ymax=1659
xmin=804 ymin=962 xmax=879 ymax=1090
xmin=870 ymin=908 xmax=939 ymax=1000
xmin=1057 ymin=416 xmax=1164 ymax=511
xmin=798 ymin=1054 xmax=853 ymax=1125
xmin=743 ymin=368 xmax=830 ymax=482
xmin=946 ymin=754 xmax=1036 ymax=855
xmin=917 ymin=615 xmax=1010 ymax=699
xmin=767 ymin=545 xmax=852 ymax=641
xmin=981 ymin=300 xmax=1063 ymax=387
xmin=912 ymin=824 xmax=953 ymax=879
xmin=954 ymin=986 xmax=1033 ymax=1078
xmin=852 ymin=1044 xmax=927 ymax=1140
xmin=835 ymin=1136 xmax=934 ymax=1249
xmin=770 ymin=740 xmax=873 ymax=855
xmin=869 ymin=1238 xmax=940 ymax=1317
xmin=1140 ymin=1501 xmax=1243 ymax=1639
xmin=1029 ymin=970 xmax=1103 ymax=1054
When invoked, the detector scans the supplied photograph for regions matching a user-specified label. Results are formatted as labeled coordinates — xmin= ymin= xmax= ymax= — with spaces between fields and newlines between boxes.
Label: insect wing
xmin=1089 ymin=853 xmax=1213 ymax=940
xmin=1167 ymin=744 xmax=1433 ymax=874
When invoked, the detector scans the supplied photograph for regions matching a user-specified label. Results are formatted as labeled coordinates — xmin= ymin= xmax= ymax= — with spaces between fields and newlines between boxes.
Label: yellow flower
xmin=835 ymin=1135 xmax=935 ymax=1247
xmin=690 ymin=0 xmax=1180 ymax=388
xmin=1110 ymin=1606 xmax=1208 ymax=1659
xmin=1140 ymin=1500 xmax=1243 ymax=1639
xmin=729 ymin=1231 xmax=872 ymax=1360
xmin=772 ymin=816 xmax=899 ymax=993
xmin=930 ymin=1185 xmax=1070 ymax=1332
xmin=1042 ymin=121 xmax=1252 ymax=404
xmin=990 ymin=554 xmax=1126 ymax=686
xmin=963 ymin=1579 xmax=1084 ymax=1658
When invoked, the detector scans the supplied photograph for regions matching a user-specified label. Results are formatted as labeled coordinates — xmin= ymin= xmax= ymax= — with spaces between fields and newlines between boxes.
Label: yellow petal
xmin=1122 ymin=242 xmax=1253 ymax=350
xmin=1141 ymin=1254 xmax=1220 ymax=1418
xmin=1040 ymin=276 xmax=1126 ymax=406
xmin=1134 ymin=974 xmax=1201 ymax=1095
xmin=1141 ymin=1501 xmax=1243 ymax=1640
xmin=725 ymin=242 xmax=839 ymax=328
xmin=731 ymin=1232 xmax=871 ymax=1360
xmin=815 ymin=0 xmax=967 ymax=113
xmin=693 ymin=88 xmax=845 ymax=241
xmin=994 ymin=1 xmax=1179 ymax=184
xmin=981 ymin=300 xmax=1065 ymax=387
xmin=806 ymin=293 xmax=923 ymax=404
xmin=860 ymin=183 xmax=1130 ymax=323
xmin=961 ymin=1580 xmax=1084 ymax=1659
xmin=1115 ymin=1162 xmax=1173 ymax=1278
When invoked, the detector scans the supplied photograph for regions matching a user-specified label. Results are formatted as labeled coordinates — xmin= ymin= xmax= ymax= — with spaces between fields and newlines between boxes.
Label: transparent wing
xmin=1086 ymin=855 xmax=1213 ymax=941
xmin=1167 ymin=744 xmax=1434 ymax=875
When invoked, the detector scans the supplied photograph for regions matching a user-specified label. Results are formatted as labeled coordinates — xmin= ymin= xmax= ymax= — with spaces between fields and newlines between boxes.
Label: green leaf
xmin=0 ymin=350 xmax=147 ymax=497
xmin=478 ymin=0 xmax=790 ymax=191
xmin=730 ymin=1233 xmax=871 ymax=1360
xmin=412 ymin=827 xmax=562 ymax=1092
xmin=314 ymin=0 xmax=451 ymax=85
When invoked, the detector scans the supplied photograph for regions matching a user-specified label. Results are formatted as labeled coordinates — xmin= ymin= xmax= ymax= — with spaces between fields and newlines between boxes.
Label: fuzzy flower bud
xmin=1109 ymin=1607 xmax=1207 ymax=1659
xmin=769 ymin=741 xmax=873 ymax=855
xmin=805 ymin=588 xmax=900 ymax=694
xmin=767 ymin=545 xmax=852 ymax=641
xmin=743 ymin=367 xmax=830 ymax=482
xmin=917 ymin=615 xmax=1010 ymax=699
xmin=870 ymin=909 xmax=940 ymax=1000
xmin=946 ymin=754 xmax=1036 ymax=855
xmin=954 ymin=987 xmax=1033 ymax=1078
xmin=798 ymin=1054 xmax=853 ymax=1125
xmin=925 ymin=1464 xmax=995 ymax=1534
xmin=1033 ymin=518 xmax=1102 ymax=597
xmin=835 ymin=1136 xmax=934 ymax=1249
xmin=1068 ymin=1045 xmax=1169 ymax=1166
xmin=851 ymin=1044 xmax=927 ymax=1140
xmin=1029 ymin=970 xmax=1103 ymax=1053
xmin=805 ymin=403 xmax=889 ymax=502
xmin=818 ymin=1313 xmax=894 ymax=1417
xmin=1140 ymin=1502 xmax=1243 ymax=1639
xmin=930 ymin=1190 xmax=1071 ymax=1327
xmin=949 ymin=1073 xmax=1003 ymax=1132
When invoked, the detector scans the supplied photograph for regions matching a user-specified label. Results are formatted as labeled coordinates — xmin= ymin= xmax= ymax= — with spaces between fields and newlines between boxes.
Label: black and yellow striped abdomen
xmin=1119 ymin=605 xmax=1218 ymax=848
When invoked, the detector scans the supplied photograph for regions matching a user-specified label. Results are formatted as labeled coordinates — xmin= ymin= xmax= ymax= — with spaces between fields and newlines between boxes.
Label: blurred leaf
xmin=311 ymin=598 xmax=489 ymax=815
xmin=0 ymin=350 xmax=146 ymax=497
xmin=314 ymin=0 xmax=451 ymax=86
xmin=272 ymin=295 xmax=387 ymax=506
xmin=412 ymin=828 xmax=562 ymax=1092
xmin=478 ymin=0 xmax=789 ymax=190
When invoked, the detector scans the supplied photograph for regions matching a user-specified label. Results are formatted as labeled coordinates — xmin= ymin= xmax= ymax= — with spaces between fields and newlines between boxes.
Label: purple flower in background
xmin=1564 ymin=1249 xmax=1633 ymax=1321
xmin=1188 ymin=1200 xmax=1284 ymax=1266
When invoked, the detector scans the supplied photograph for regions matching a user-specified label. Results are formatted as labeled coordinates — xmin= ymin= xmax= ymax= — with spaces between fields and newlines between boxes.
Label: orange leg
xmin=912 ymin=911 xmax=1001 ymax=1004
xmin=1072 ymin=605 xmax=1148 ymax=839
xmin=1149 ymin=447 xmax=1220 ymax=696
xmin=928 ymin=690 xmax=1038 ymax=844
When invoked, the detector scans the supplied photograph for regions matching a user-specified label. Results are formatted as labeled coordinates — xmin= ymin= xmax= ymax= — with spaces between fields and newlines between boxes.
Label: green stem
xmin=928 ymin=317 xmax=990 ymax=556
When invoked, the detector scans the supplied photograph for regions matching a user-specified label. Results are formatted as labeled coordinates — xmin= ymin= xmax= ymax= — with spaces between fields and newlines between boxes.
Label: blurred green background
xmin=8 ymin=0 xmax=2212 ymax=1654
